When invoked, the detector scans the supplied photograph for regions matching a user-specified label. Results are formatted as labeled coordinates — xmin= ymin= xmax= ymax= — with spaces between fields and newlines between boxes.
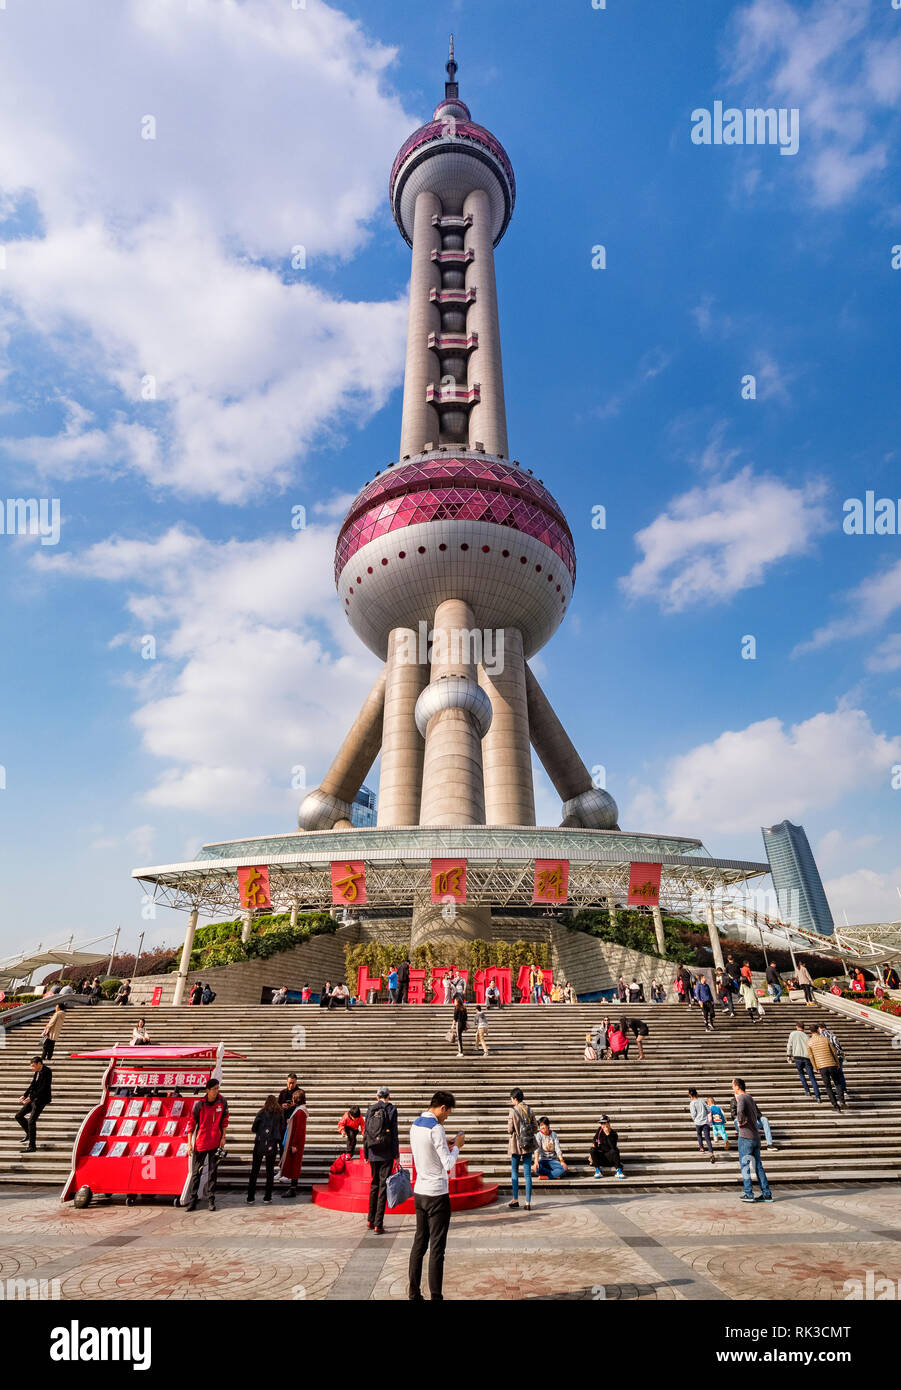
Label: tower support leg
xmin=378 ymin=626 xmax=428 ymax=826
xmin=478 ymin=626 xmax=534 ymax=825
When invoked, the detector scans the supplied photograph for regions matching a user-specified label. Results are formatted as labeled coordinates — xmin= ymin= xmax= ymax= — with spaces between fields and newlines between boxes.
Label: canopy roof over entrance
xmin=132 ymin=824 xmax=770 ymax=917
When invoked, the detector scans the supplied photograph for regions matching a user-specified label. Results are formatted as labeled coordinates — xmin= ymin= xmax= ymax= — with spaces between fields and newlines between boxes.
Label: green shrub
xmin=184 ymin=911 xmax=337 ymax=972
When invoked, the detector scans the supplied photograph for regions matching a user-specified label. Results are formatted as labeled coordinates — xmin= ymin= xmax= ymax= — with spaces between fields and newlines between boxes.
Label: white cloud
xmin=0 ymin=0 xmax=414 ymax=501
xmin=36 ymin=521 xmax=383 ymax=815
xmin=624 ymin=705 xmax=901 ymax=837
xmin=725 ymin=0 xmax=901 ymax=208
xmin=795 ymin=557 xmax=901 ymax=657
xmin=823 ymin=866 xmax=901 ymax=928
xmin=620 ymin=466 xmax=828 ymax=612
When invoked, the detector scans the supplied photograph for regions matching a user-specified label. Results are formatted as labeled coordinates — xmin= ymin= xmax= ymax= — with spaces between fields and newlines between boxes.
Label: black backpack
xmin=364 ymin=1102 xmax=390 ymax=1149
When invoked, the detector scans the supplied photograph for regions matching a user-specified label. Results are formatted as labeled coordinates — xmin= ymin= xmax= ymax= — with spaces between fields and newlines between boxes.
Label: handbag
xmin=386 ymin=1164 xmax=413 ymax=1208
xmin=583 ymin=1044 xmax=597 ymax=1061
xmin=445 ymin=1025 xmax=456 ymax=1043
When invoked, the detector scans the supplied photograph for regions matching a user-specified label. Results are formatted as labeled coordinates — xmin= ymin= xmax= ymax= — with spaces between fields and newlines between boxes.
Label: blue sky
xmin=0 ymin=0 xmax=900 ymax=961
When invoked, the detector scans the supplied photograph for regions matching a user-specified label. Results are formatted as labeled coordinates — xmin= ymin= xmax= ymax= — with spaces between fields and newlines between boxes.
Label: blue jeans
xmin=792 ymin=1056 xmax=820 ymax=1099
xmin=737 ymin=1136 xmax=771 ymax=1198
xmin=536 ymin=1157 xmax=565 ymax=1179
xmin=510 ymin=1153 xmax=533 ymax=1202
xmin=734 ymin=1116 xmax=774 ymax=1145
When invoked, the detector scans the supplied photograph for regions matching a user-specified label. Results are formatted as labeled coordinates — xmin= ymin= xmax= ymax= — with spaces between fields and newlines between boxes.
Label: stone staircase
xmin=2 ymin=1000 xmax=899 ymax=1192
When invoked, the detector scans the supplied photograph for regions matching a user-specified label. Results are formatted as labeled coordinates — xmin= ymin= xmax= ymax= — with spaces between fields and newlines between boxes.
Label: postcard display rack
xmin=61 ymin=1043 xmax=245 ymax=1206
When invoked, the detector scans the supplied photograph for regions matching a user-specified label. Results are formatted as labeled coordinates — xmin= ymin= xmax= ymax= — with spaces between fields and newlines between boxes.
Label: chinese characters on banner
xmin=111 ymin=1070 xmax=211 ymax=1089
xmin=331 ymin=860 xmax=367 ymax=906
xmin=238 ymin=865 xmax=271 ymax=910
xmin=430 ymin=858 xmax=467 ymax=904
xmin=628 ymin=861 xmax=662 ymax=906
xmin=532 ymin=859 xmax=569 ymax=904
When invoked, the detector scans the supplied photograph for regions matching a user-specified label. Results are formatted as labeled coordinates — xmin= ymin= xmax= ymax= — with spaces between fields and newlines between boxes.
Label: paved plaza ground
xmin=3 ymin=1182 xmax=901 ymax=1301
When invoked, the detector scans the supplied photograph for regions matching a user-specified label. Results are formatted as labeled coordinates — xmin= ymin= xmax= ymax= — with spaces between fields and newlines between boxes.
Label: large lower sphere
xmin=335 ymin=452 xmax=576 ymax=660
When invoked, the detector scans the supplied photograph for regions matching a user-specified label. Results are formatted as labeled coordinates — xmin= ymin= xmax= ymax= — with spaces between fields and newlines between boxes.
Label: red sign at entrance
xmin=331 ymin=860 xmax=367 ymax=906
xmin=430 ymin=858 xmax=467 ymax=904
xmin=238 ymin=865 xmax=271 ymax=910
xmin=533 ymin=859 xmax=569 ymax=904
xmin=628 ymin=862 xmax=662 ymax=906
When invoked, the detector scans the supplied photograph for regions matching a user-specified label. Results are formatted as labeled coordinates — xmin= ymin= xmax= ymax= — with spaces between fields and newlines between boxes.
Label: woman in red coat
xmin=277 ymin=1089 xmax=307 ymax=1198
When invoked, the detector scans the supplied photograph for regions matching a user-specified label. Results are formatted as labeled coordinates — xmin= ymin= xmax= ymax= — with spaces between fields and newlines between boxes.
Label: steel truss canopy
xmin=132 ymin=825 xmax=770 ymax=917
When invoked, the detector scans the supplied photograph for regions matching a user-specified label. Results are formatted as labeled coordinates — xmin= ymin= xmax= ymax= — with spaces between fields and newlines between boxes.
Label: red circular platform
xmin=311 ymin=1150 xmax=498 ymax=1214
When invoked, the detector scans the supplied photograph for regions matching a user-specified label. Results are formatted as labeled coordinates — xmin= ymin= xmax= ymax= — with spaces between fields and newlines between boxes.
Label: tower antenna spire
xmin=445 ymin=34 xmax=458 ymax=100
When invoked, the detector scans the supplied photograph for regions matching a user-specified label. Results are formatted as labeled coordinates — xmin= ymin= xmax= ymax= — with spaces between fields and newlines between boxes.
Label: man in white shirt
xmin=407 ymin=1089 xmax=464 ymax=1301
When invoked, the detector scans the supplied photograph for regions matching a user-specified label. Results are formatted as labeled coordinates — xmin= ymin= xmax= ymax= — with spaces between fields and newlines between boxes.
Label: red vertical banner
xmin=430 ymin=858 xmax=467 ymax=904
xmin=151 ymin=987 xmax=162 ymax=1008
xmin=331 ymin=860 xmax=367 ymax=906
xmin=628 ymin=862 xmax=662 ymax=906
xmin=532 ymin=860 xmax=569 ymax=904
xmin=238 ymin=865 xmax=270 ymax=910
xmin=356 ymin=965 xmax=381 ymax=1000
xmin=408 ymin=968 xmax=427 ymax=1005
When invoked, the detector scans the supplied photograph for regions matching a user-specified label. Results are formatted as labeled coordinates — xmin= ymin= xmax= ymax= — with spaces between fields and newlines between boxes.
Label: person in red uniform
xmin=185 ymin=1077 xmax=229 ymax=1212
xmin=278 ymin=1088 xmax=308 ymax=1198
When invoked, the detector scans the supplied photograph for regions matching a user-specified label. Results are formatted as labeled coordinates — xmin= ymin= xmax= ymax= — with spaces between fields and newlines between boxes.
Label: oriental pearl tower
xmin=298 ymin=41 xmax=618 ymax=945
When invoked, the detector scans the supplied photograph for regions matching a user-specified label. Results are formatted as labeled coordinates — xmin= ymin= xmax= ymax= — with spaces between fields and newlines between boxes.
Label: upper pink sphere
xmin=389 ymin=107 xmax=516 ymax=247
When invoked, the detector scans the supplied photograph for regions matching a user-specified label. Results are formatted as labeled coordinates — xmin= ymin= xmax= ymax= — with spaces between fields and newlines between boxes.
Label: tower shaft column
xmin=478 ymin=626 xmax=535 ymax=825
xmin=419 ymin=598 xmax=486 ymax=825
xmin=399 ymin=191 xmax=442 ymax=458
xmin=378 ymin=626 xmax=428 ymax=826
xmin=464 ymin=187 xmax=508 ymax=456
xmin=297 ymin=666 xmax=386 ymax=830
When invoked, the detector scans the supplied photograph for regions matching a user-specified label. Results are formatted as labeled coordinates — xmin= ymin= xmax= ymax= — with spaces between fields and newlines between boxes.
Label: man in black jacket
xmin=397 ymin=959 xmax=410 ymax=1005
xmin=16 ymin=1057 xmax=52 ymax=1152
xmin=589 ymin=1115 xmax=625 ymax=1179
xmin=363 ymin=1085 xmax=399 ymax=1234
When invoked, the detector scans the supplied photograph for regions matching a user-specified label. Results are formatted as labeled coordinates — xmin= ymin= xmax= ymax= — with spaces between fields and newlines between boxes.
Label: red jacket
xmin=188 ymin=1095 xmax=229 ymax=1152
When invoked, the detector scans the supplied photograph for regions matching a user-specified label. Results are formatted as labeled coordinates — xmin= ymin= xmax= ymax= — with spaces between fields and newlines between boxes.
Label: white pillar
xmin=399 ymin=191 xmax=442 ymax=458
xmin=464 ymin=187 xmax=508 ymax=456
xmin=705 ymin=901 xmax=725 ymax=971
xmin=289 ymin=903 xmax=298 ymax=929
xmin=652 ymin=904 xmax=666 ymax=956
xmin=172 ymin=908 xmax=199 ymax=1007
xmin=241 ymin=910 xmax=253 ymax=944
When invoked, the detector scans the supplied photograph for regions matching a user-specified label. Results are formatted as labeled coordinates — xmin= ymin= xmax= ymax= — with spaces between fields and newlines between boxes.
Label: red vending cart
xmin=61 ymin=1042 xmax=245 ymax=1208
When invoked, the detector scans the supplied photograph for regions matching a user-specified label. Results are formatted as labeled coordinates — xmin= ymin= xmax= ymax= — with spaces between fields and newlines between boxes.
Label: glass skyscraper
xmin=762 ymin=820 xmax=835 ymax=937
xmin=351 ymin=784 xmax=377 ymax=829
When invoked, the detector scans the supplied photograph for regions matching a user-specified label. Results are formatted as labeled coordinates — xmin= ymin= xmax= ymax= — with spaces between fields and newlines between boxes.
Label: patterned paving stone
xmin=62 ymin=1247 xmax=350 ymax=1301
xmin=815 ymin=1190 xmax=901 ymax=1228
xmin=619 ymin=1193 xmax=856 ymax=1237
xmin=670 ymin=1241 xmax=901 ymax=1300
xmin=372 ymin=1247 xmax=679 ymax=1301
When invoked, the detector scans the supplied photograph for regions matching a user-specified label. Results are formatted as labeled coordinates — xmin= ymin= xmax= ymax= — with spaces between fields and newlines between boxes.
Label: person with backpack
xmin=715 ymin=968 xmax=735 ymax=1018
xmin=695 ymin=975 xmax=716 ymax=1032
xmin=688 ymin=1089 xmax=716 ymax=1163
xmin=201 ymin=982 xmax=216 ymax=1006
xmin=507 ymin=1088 xmax=537 ymax=1210
xmin=246 ymin=1095 xmax=284 ymax=1204
xmin=808 ymin=1027 xmax=845 ymax=1110
xmin=818 ymin=1024 xmax=850 ymax=1101
xmin=362 ymin=1085 xmax=399 ymax=1234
